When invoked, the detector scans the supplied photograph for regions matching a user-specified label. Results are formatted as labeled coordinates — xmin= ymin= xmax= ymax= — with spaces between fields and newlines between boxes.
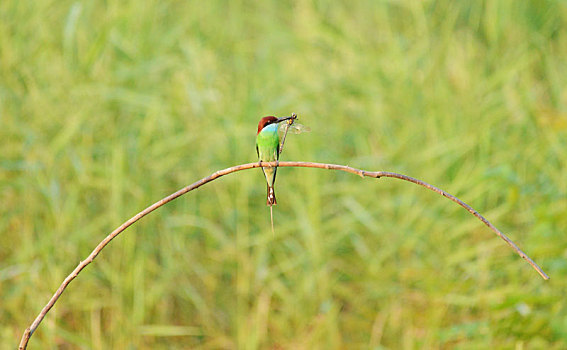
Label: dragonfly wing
xmin=287 ymin=123 xmax=311 ymax=134
xmin=277 ymin=123 xmax=288 ymax=137
xmin=278 ymin=121 xmax=311 ymax=135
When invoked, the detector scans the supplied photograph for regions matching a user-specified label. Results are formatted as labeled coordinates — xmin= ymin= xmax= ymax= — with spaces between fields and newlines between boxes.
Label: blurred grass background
xmin=1 ymin=0 xmax=566 ymax=348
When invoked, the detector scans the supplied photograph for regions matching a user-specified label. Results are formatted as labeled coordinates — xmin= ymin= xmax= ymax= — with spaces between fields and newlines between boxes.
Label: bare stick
xmin=278 ymin=113 xmax=295 ymax=155
xmin=19 ymin=161 xmax=549 ymax=349
xmin=279 ymin=123 xmax=290 ymax=155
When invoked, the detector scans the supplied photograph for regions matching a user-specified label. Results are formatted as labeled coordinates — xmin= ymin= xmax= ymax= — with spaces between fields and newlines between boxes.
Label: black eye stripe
xmin=265 ymin=119 xmax=277 ymax=127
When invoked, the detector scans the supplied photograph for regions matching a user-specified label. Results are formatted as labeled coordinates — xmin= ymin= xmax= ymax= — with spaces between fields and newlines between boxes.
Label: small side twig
xmin=278 ymin=112 xmax=296 ymax=155
xmin=19 ymin=161 xmax=549 ymax=349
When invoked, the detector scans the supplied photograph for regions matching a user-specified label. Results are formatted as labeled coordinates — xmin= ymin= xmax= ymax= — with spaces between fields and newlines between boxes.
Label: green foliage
xmin=1 ymin=0 xmax=566 ymax=348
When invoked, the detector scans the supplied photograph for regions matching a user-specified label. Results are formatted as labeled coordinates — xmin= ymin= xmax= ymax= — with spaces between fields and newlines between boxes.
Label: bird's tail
xmin=270 ymin=205 xmax=275 ymax=235
xmin=266 ymin=185 xmax=277 ymax=206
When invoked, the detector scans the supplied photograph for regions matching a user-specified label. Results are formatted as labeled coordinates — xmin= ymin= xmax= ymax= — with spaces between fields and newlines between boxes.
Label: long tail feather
xmin=270 ymin=206 xmax=274 ymax=235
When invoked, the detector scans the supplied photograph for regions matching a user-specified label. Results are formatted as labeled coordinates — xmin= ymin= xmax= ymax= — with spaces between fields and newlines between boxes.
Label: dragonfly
xmin=278 ymin=113 xmax=310 ymax=154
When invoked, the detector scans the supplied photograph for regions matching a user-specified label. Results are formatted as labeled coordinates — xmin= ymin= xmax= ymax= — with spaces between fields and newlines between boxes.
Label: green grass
xmin=2 ymin=0 xmax=567 ymax=348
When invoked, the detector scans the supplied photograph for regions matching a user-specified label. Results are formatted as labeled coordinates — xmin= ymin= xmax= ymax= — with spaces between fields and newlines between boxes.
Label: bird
xmin=255 ymin=116 xmax=292 ymax=206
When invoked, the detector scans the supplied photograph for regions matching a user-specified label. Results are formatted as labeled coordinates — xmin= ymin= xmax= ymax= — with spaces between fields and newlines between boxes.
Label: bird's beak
xmin=276 ymin=116 xmax=293 ymax=123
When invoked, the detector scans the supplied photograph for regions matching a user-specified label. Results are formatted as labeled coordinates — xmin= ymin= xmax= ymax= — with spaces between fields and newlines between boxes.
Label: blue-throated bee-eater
xmin=256 ymin=114 xmax=310 ymax=206
xmin=256 ymin=116 xmax=291 ymax=206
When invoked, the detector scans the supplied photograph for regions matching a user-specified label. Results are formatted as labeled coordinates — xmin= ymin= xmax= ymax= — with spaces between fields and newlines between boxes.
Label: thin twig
xmin=278 ymin=113 xmax=295 ymax=155
xmin=279 ymin=123 xmax=290 ymax=155
xmin=19 ymin=161 xmax=549 ymax=349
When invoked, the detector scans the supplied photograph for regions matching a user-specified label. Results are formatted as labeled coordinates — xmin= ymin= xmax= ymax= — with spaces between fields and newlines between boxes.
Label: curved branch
xmin=19 ymin=161 xmax=549 ymax=349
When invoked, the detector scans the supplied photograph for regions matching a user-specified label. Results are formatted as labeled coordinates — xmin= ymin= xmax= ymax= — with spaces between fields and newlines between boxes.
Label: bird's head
xmin=257 ymin=116 xmax=293 ymax=134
